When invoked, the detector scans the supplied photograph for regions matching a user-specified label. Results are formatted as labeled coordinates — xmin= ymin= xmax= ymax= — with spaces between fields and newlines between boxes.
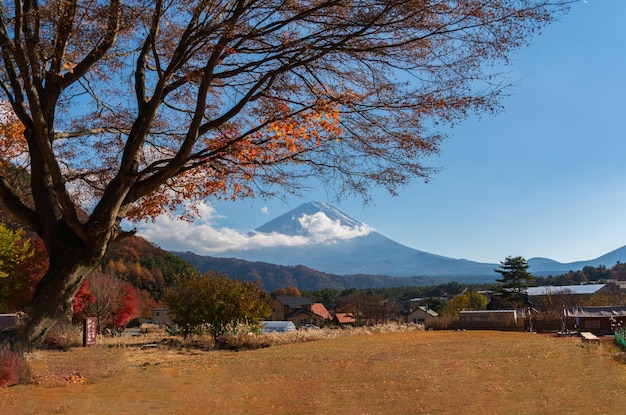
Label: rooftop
xmin=525 ymin=284 xmax=606 ymax=296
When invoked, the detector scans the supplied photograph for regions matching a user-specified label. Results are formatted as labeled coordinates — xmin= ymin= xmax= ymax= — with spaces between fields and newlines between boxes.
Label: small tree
xmin=164 ymin=272 xmax=270 ymax=340
xmin=0 ymin=224 xmax=32 ymax=279
xmin=538 ymin=288 xmax=578 ymax=319
xmin=77 ymin=271 xmax=140 ymax=333
xmin=0 ymin=224 xmax=48 ymax=313
xmin=441 ymin=292 xmax=488 ymax=317
xmin=494 ymin=256 xmax=533 ymax=307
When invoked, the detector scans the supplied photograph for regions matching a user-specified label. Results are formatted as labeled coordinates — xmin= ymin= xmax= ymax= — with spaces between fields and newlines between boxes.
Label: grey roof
xmin=525 ymin=284 xmax=606 ymax=296
xmin=567 ymin=306 xmax=626 ymax=318
xmin=410 ymin=306 xmax=439 ymax=317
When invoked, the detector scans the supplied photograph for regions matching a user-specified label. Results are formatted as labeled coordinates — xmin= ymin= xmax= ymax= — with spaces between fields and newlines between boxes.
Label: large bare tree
xmin=0 ymin=0 xmax=569 ymax=344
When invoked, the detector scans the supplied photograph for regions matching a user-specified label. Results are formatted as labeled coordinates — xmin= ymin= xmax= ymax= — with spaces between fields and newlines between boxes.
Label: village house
xmin=333 ymin=312 xmax=357 ymax=327
xmin=270 ymin=296 xmax=331 ymax=328
xmin=151 ymin=307 xmax=173 ymax=325
xmin=407 ymin=306 xmax=438 ymax=325
xmin=565 ymin=306 xmax=626 ymax=335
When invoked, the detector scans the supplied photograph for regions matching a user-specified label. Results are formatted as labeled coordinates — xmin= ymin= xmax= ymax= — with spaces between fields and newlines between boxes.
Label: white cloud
xmin=261 ymin=206 xmax=270 ymax=215
xmin=195 ymin=202 xmax=224 ymax=221
xmin=298 ymin=212 xmax=373 ymax=242
xmin=138 ymin=215 xmax=309 ymax=255
xmin=136 ymin=202 xmax=372 ymax=254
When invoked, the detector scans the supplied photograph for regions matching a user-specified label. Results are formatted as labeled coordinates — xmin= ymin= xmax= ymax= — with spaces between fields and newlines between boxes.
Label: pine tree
xmin=494 ymin=256 xmax=533 ymax=307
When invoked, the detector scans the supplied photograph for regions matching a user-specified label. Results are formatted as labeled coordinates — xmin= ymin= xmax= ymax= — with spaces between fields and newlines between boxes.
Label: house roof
xmin=274 ymin=296 xmax=313 ymax=308
xmin=310 ymin=303 xmax=331 ymax=320
xmin=419 ymin=306 xmax=439 ymax=317
xmin=525 ymin=284 xmax=606 ymax=296
xmin=408 ymin=307 xmax=439 ymax=317
xmin=335 ymin=313 xmax=356 ymax=324
xmin=567 ymin=306 xmax=626 ymax=318
xmin=286 ymin=303 xmax=331 ymax=320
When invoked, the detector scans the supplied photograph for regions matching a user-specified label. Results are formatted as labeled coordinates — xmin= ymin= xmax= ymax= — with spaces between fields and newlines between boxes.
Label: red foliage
xmin=104 ymin=237 xmax=145 ymax=262
xmin=112 ymin=284 xmax=140 ymax=328
xmin=0 ymin=350 xmax=23 ymax=387
xmin=72 ymin=280 xmax=95 ymax=322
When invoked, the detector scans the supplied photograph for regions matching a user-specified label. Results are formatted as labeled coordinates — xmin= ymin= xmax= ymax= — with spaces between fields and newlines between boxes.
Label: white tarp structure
xmin=260 ymin=321 xmax=296 ymax=333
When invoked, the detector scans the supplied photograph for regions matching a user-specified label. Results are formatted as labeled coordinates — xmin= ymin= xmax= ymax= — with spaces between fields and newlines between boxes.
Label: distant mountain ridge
xmin=528 ymin=245 xmax=626 ymax=276
xmin=175 ymin=252 xmax=460 ymax=291
xmin=175 ymin=201 xmax=626 ymax=285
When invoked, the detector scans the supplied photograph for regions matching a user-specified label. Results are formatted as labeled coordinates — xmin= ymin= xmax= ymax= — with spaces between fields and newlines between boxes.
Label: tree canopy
xmin=0 ymin=227 xmax=48 ymax=312
xmin=164 ymin=271 xmax=270 ymax=340
xmin=0 ymin=0 xmax=569 ymax=344
xmin=0 ymin=223 xmax=31 ymax=279
xmin=74 ymin=271 xmax=140 ymax=333
xmin=440 ymin=292 xmax=488 ymax=317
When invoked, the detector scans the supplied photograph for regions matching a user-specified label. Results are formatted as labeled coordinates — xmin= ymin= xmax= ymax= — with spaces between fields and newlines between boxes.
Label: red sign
xmin=83 ymin=317 xmax=97 ymax=346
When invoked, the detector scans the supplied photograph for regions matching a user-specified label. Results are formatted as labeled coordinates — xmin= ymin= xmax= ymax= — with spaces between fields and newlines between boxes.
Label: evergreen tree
xmin=494 ymin=256 xmax=533 ymax=307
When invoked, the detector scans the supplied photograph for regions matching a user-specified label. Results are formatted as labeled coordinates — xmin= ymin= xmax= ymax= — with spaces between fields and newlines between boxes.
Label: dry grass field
xmin=1 ymin=329 xmax=626 ymax=415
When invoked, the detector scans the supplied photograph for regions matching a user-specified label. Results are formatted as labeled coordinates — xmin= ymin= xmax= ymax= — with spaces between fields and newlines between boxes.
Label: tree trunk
xmin=23 ymin=221 xmax=101 ymax=346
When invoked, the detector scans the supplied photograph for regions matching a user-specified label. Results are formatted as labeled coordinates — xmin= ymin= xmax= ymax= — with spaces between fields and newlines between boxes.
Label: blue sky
xmin=139 ymin=1 xmax=626 ymax=265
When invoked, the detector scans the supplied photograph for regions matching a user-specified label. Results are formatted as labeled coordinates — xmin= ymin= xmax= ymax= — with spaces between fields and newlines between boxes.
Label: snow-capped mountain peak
xmin=254 ymin=201 xmax=368 ymax=237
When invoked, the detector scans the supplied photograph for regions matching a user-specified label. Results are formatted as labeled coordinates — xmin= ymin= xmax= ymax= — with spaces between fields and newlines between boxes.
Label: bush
xmin=0 ymin=349 xmax=28 ymax=387
xmin=42 ymin=323 xmax=82 ymax=350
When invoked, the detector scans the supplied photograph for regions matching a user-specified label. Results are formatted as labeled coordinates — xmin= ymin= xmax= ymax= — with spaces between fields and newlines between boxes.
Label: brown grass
xmin=2 ymin=329 xmax=626 ymax=415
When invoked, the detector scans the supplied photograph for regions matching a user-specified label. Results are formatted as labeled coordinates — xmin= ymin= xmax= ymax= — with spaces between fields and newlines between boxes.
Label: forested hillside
xmin=102 ymin=237 xmax=195 ymax=300
xmin=175 ymin=251 xmax=453 ymax=291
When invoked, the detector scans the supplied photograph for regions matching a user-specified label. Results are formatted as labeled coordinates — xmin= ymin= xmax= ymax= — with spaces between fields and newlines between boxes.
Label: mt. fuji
xmin=212 ymin=201 xmax=498 ymax=278
xmin=172 ymin=201 xmax=626 ymax=286
xmin=254 ymin=201 xmax=366 ymax=236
